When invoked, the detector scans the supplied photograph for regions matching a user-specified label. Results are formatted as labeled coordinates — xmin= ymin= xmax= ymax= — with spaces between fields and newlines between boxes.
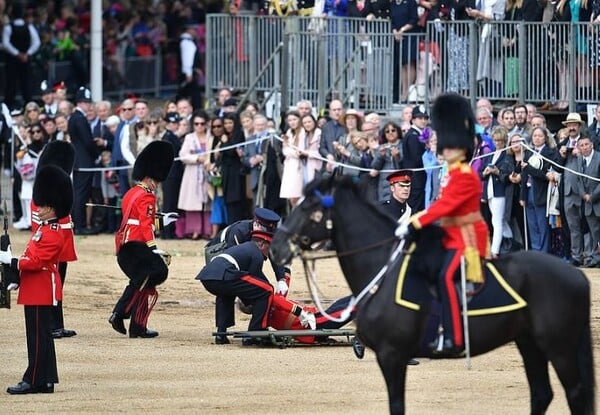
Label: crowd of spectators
xmin=0 ymin=0 xmax=230 ymax=106
xmin=3 ymin=81 xmax=599 ymax=268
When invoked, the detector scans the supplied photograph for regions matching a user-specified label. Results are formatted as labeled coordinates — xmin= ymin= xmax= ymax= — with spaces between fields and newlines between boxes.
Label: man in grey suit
xmin=242 ymin=114 xmax=270 ymax=206
xmin=578 ymin=136 xmax=600 ymax=267
xmin=558 ymin=113 xmax=586 ymax=266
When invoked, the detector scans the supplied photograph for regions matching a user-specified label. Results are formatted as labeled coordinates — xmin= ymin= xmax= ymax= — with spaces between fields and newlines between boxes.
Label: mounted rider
xmin=396 ymin=93 xmax=490 ymax=358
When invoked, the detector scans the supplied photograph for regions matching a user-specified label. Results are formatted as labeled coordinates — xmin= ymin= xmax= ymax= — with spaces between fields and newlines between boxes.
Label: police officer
xmin=109 ymin=141 xmax=177 ymax=338
xmin=397 ymin=93 xmax=490 ymax=358
xmin=160 ymin=112 xmax=183 ymax=240
xmin=197 ymin=230 xmax=276 ymax=345
xmin=205 ymin=207 xmax=291 ymax=295
xmin=1 ymin=165 xmax=72 ymax=394
xmin=381 ymin=169 xmax=413 ymax=223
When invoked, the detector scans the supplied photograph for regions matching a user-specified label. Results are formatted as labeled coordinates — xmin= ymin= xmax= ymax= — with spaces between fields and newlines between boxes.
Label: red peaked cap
xmin=386 ymin=169 xmax=413 ymax=185
xmin=250 ymin=230 xmax=274 ymax=243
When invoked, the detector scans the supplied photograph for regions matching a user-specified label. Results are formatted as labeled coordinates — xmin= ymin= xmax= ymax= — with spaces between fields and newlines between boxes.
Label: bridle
xmin=278 ymin=189 xmax=397 ymax=261
xmin=278 ymin=187 xmax=403 ymax=322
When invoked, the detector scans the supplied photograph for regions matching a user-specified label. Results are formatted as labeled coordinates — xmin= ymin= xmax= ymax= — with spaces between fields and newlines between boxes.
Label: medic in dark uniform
xmin=396 ymin=93 xmax=490 ymax=358
xmin=205 ymin=207 xmax=291 ymax=295
xmin=31 ymin=140 xmax=77 ymax=339
xmin=2 ymin=165 xmax=73 ymax=394
xmin=197 ymin=230 xmax=276 ymax=345
xmin=109 ymin=141 xmax=177 ymax=338
xmin=380 ymin=169 xmax=413 ymax=223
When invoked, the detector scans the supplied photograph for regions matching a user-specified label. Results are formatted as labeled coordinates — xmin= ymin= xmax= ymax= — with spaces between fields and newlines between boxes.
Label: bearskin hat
xmin=37 ymin=140 xmax=75 ymax=174
xmin=431 ymin=93 xmax=476 ymax=160
xmin=33 ymin=165 xmax=73 ymax=219
xmin=117 ymin=241 xmax=169 ymax=287
xmin=132 ymin=141 xmax=174 ymax=182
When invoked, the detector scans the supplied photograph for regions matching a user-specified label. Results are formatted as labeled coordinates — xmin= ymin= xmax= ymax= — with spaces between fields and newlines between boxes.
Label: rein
xmin=298 ymin=236 xmax=399 ymax=261
xmin=301 ymin=238 xmax=407 ymax=323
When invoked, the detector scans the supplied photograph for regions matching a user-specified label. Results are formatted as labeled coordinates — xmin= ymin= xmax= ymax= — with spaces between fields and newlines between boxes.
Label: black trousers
xmin=24 ymin=305 xmax=58 ymax=386
xmin=72 ymin=171 xmax=93 ymax=230
xmin=51 ymin=262 xmax=68 ymax=330
xmin=4 ymin=58 xmax=32 ymax=109
xmin=202 ymin=276 xmax=273 ymax=331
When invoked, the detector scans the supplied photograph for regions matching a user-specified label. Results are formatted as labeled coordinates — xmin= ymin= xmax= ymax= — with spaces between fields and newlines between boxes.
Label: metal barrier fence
xmin=206 ymin=14 xmax=600 ymax=114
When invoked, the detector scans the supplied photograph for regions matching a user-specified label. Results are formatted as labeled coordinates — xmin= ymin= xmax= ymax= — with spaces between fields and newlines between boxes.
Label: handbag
xmin=16 ymin=150 xmax=37 ymax=181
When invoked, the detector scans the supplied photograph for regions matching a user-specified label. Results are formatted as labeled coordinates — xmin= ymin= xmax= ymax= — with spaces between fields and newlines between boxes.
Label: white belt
xmin=127 ymin=219 xmax=140 ymax=225
xmin=212 ymin=253 xmax=240 ymax=270
xmin=60 ymin=223 xmax=72 ymax=229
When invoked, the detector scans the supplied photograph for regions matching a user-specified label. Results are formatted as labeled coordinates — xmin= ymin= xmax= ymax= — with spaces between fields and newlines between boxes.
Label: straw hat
xmin=562 ymin=112 xmax=585 ymax=126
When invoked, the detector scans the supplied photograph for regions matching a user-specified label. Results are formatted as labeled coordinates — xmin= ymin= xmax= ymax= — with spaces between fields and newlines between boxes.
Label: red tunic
xmin=17 ymin=221 xmax=65 ymax=305
xmin=410 ymin=161 xmax=489 ymax=257
xmin=116 ymin=183 xmax=157 ymax=251
xmin=31 ymin=201 xmax=77 ymax=262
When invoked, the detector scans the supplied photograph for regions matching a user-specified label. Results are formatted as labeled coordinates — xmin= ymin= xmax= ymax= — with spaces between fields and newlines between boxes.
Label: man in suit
xmin=39 ymin=81 xmax=58 ymax=118
xmin=319 ymin=100 xmax=346 ymax=173
xmin=402 ymin=105 xmax=429 ymax=212
xmin=111 ymin=98 xmax=137 ymax=197
xmin=68 ymin=87 xmax=98 ymax=235
xmin=558 ymin=113 xmax=586 ymax=265
xmin=577 ymin=136 xmax=600 ymax=267
xmin=241 ymin=114 xmax=271 ymax=207
xmin=587 ymin=104 xmax=600 ymax=150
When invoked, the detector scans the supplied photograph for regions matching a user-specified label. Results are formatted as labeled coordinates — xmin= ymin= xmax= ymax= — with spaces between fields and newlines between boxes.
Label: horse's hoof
xmin=352 ymin=337 xmax=365 ymax=359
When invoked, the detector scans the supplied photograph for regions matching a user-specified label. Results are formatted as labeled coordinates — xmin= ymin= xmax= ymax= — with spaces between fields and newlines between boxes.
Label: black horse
xmin=271 ymin=175 xmax=595 ymax=415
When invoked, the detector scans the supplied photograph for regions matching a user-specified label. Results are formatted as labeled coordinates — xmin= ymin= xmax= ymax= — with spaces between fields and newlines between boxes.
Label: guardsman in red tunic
xmin=32 ymin=140 xmax=78 ymax=339
xmin=109 ymin=141 xmax=177 ymax=338
xmin=2 ymin=165 xmax=73 ymax=394
xmin=396 ymin=93 xmax=490 ymax=358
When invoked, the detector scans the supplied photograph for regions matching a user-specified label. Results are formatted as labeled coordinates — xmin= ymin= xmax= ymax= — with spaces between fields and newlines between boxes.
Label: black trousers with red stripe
xmin=202 ymin=276 xmax=273 ymax=332
xmin=23 ymin=305 xmax=58 ymax=386
xmin=314 ymin=296 xmax=354 ymax=330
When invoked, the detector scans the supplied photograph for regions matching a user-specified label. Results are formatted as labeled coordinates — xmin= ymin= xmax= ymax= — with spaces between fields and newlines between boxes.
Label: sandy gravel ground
xmin=0 ymin=232 xmax=598 ymax=414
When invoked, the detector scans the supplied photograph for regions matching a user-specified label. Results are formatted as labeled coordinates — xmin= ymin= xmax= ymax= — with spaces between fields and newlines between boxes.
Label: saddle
xmin=395 ymin=256 xmax=527 ymax=316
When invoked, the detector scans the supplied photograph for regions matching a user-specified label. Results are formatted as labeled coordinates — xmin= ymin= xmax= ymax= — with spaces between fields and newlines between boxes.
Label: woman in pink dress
xmin=279 ymin=111 xmax=306 ymax=209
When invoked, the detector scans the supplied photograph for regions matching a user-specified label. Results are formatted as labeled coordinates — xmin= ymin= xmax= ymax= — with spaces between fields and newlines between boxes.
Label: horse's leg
xmin=515 ymin=336 xmax=553 ymax=415
xmin=549 ymin=352 xmax=589 ymax=415
xmin=376 ymin=346 xmax=409 ymax=415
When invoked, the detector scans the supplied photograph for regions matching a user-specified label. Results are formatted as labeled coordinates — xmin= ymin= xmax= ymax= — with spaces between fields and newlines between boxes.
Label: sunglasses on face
xmin=211 ymin=124 xmax=223 ymax=129
xmin=147 ymin=120 xmax=158 ymax=125
xmin=194 ymin=121 xmax=206 ymax=126
xmin=31 ymin=129 xmax=42 ymax=134
xmin=385 ymin=129 xmax=397 ymax=133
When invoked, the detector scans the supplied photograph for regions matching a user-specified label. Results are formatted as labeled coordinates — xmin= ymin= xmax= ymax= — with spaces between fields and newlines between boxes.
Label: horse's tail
xmin=577 ymin=312 xmax=595 ymax=415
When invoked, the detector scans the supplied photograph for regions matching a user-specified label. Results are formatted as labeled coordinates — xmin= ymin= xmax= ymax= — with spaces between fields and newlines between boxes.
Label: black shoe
xmin=407 ymin=359 xmax=420 ymax=366
xmin=129 ymin=328 xmax=159 ymax=338
xmin=74 ymin=227 xmax=97 ymax=236
xmin=352 ymin=337 xmax=365 ymax=359
xmin=570 ymin=258 xmax=582 ymax=267
xmin=7 ymin=381 xmax=54 ymax=394
xmin=215 ymin=335 xmax=230 ymax=345
xmin=108 ymin=312 xmax=126 ymax=335
xmin=430 ymin=340 xmax=465 ymax=359
xmin=52 ymin=328 xmax=77 ymax=338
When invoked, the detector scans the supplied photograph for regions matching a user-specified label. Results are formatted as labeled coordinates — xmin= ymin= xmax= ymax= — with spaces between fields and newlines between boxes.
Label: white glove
xmin=0 ymin=246 xmax=13 ymax=264
xmin=275 ymin=279 xmax=289 ymax=296
xmin=161 ymin=212 xmax=179 ymax=227
xmin=299 ymin=310 xmax=316 ymax=330
xmin=152 ymin=248 xmax=172 ymax=266
xmin=7 ymin=283 xmax=18 ymax=291
xmin=395 ymin=222 xmax=410 ymax=239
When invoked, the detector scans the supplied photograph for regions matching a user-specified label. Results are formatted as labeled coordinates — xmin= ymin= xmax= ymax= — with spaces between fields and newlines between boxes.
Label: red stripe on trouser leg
xmin=240 ymin=275 xmax=274 ymax=329
xmin=444 ymin=252 xmax=463 ymax=347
